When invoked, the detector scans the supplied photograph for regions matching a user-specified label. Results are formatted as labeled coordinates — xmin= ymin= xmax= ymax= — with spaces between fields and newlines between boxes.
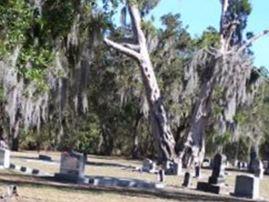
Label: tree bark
xmin=181 ymin=67 xmax=216 ymax=167
xmin=132 ymin=111 xmax=142 ymax=159
xmin=11 ymin=120 xmax=20 ymax=151
xmin=104 ymin=4 xmax=176 ymax=163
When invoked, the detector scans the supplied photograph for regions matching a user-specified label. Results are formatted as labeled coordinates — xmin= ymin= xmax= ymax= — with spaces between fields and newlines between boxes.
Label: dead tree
xmin=104 ymin=3 xmax=176 ymax=163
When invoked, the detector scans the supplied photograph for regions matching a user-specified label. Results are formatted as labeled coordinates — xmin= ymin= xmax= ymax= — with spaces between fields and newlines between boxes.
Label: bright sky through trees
xmin=151 ymin=0 xmax=269 ymax=69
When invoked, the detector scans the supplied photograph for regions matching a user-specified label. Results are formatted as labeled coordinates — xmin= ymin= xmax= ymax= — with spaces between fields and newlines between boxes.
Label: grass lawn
xmin=1 ymin=151 xmax=268 ymax=202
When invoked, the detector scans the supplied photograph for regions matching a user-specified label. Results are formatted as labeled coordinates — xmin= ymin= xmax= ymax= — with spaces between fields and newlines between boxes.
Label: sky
xmin=149 ymin=0 xmax=269 ymax=68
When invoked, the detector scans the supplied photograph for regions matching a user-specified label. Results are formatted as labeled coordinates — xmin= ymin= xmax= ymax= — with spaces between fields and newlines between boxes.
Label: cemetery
xmin=0 ymin=150 xmax=267 ymax=201
xmin=1 ymin=0 xmax=269 ymax=201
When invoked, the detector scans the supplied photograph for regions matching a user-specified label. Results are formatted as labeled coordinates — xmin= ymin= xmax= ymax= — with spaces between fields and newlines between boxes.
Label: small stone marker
xmin=234 ymin=175 xmax=259 ymax=199
xmin=158 ymin=169 xmax=165 ymax=182
xmin=202 ymin=158 xmax=210 ymax=168
xmin=194 ymin=165 xmax=200 ymax=178
xmin=0 ymin=149 xmax=10 ymax=168
xmin=237 ymin=161 xmax=242 ymax=169
xmin=55 ymin=150 xmax=86 ymax=183
xmin=182 ymin=172 xmax=191 ymax=187
xmin=38 ymin=154 xmax=52 ymax=161
xmin=263 ymin=160 xmax=269 ymax=174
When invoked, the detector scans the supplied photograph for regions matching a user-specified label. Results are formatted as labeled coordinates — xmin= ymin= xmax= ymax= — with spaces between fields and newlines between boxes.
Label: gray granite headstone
xmin=0 ymin=149 xmax=10 ymax=168
xmin=142 ymin=159 xmax=156 ymax=173
xmin=234 ymin=175 xmax=259 ymax=199
xmin=55 ymin=151 xmax=85 ymax=183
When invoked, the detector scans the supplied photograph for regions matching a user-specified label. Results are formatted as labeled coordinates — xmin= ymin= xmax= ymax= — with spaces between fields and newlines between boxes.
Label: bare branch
xmin=128 ymin=5 xmax=146 ymax=45
xmin=122 ymin=43 xmax=140 ymax=51
xmin=104 ymin=38 xmax=141 ymax=60
xmin=238 ymin=29 xmax=269 ymax=53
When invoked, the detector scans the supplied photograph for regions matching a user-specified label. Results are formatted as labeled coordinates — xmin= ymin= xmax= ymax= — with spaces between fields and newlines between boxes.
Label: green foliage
xmin=0 ymin=0 xmax=32 ymax=56
xmin=195 ymin=27 xmax=219 ymax=48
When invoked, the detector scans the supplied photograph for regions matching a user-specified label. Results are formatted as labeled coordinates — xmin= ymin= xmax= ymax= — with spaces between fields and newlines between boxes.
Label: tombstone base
xmin=54 ymin=173 xmax=86 ymax=183
xmin=208 ymin=176 xmax=225 ymax=184
xmin=197 ymin=182 xmax=221 ymax=194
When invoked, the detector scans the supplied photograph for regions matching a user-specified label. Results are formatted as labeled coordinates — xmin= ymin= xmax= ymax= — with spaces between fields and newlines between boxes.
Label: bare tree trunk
xmin=11 ymin=120 xmax=20 ymax=151
xmin=132 ymin=111 xmax=142 ymax=159
xmin=104 ymin=4 xmax=176 ymax=163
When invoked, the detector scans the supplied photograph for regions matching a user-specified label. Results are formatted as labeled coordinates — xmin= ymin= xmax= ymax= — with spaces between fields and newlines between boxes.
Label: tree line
xmin=0 ymin=0 xmax=269 ymax=166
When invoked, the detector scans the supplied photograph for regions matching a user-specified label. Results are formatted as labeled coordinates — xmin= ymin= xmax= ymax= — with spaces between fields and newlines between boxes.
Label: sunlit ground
xmin=1 ymin=151 xmax=267 ymax=202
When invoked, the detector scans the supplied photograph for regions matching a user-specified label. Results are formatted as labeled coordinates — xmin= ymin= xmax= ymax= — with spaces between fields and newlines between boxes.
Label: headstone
xmin=202 ymin=158 xmax=210 ymax=168
xmin=263 ymin=160 xmax=269 ymax=174
xmin=197 ymin=153 xmax=226 ymax=194
xmin=254 ymin=161 xmax=264 ymax=179
xmin=165 ymin=160 xmax=182 ymax=175
xmin=248 ymin=146 xmax=260 ymax=173
xmin=0 ymin=149 xmax=10 ymax=168
xmin=234 ymin=159 xmax=238 ymax=168
xmin=142 ymin=159 xmax=156 ymax=173
xmin=54 ymin=150 xmax=85 ymax=183
xmin=208 ymin=153 xmax=226 ymax=184
xmin=242 ymin=162 xmax=248 ymax=169
xmin=234 ymin=175 xmax=259 ymax=199
xmin=249 ymin=159 xmax=261 ymax=174
xmin=182 ymin=172 xmax=191 ymax=187
xmin=194 ymin=165 xmax=200 ymax=178
xmin=237 ymin=161 xmax=242 ymax=169
xmin=157 ymin=169 xmax=165 ymax=182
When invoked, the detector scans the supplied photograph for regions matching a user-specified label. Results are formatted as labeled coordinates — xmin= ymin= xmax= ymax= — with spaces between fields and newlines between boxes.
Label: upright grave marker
xmin=55 ymin=150 xmax=86 ymax=183
xmin=234 ymin=175 xmax=259 ymax=199
xmin=0 ymin=149 xmax=10 ymax=168
xmin=197 ymin=153 xmax=226 ymax=194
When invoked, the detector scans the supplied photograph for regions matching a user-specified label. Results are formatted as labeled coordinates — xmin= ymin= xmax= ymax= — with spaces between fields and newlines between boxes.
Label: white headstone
xmin=254 ymin=161 xmax=264 ymax=179
xmin=234 ymin=175 xmax=259 ymax=199
xmin=0 ymin=149 xmax=10 ymax=168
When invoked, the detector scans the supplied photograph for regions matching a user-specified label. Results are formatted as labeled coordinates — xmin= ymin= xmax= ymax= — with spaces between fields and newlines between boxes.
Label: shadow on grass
xmin=0 ymin=173 xmax=259 ymax=202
